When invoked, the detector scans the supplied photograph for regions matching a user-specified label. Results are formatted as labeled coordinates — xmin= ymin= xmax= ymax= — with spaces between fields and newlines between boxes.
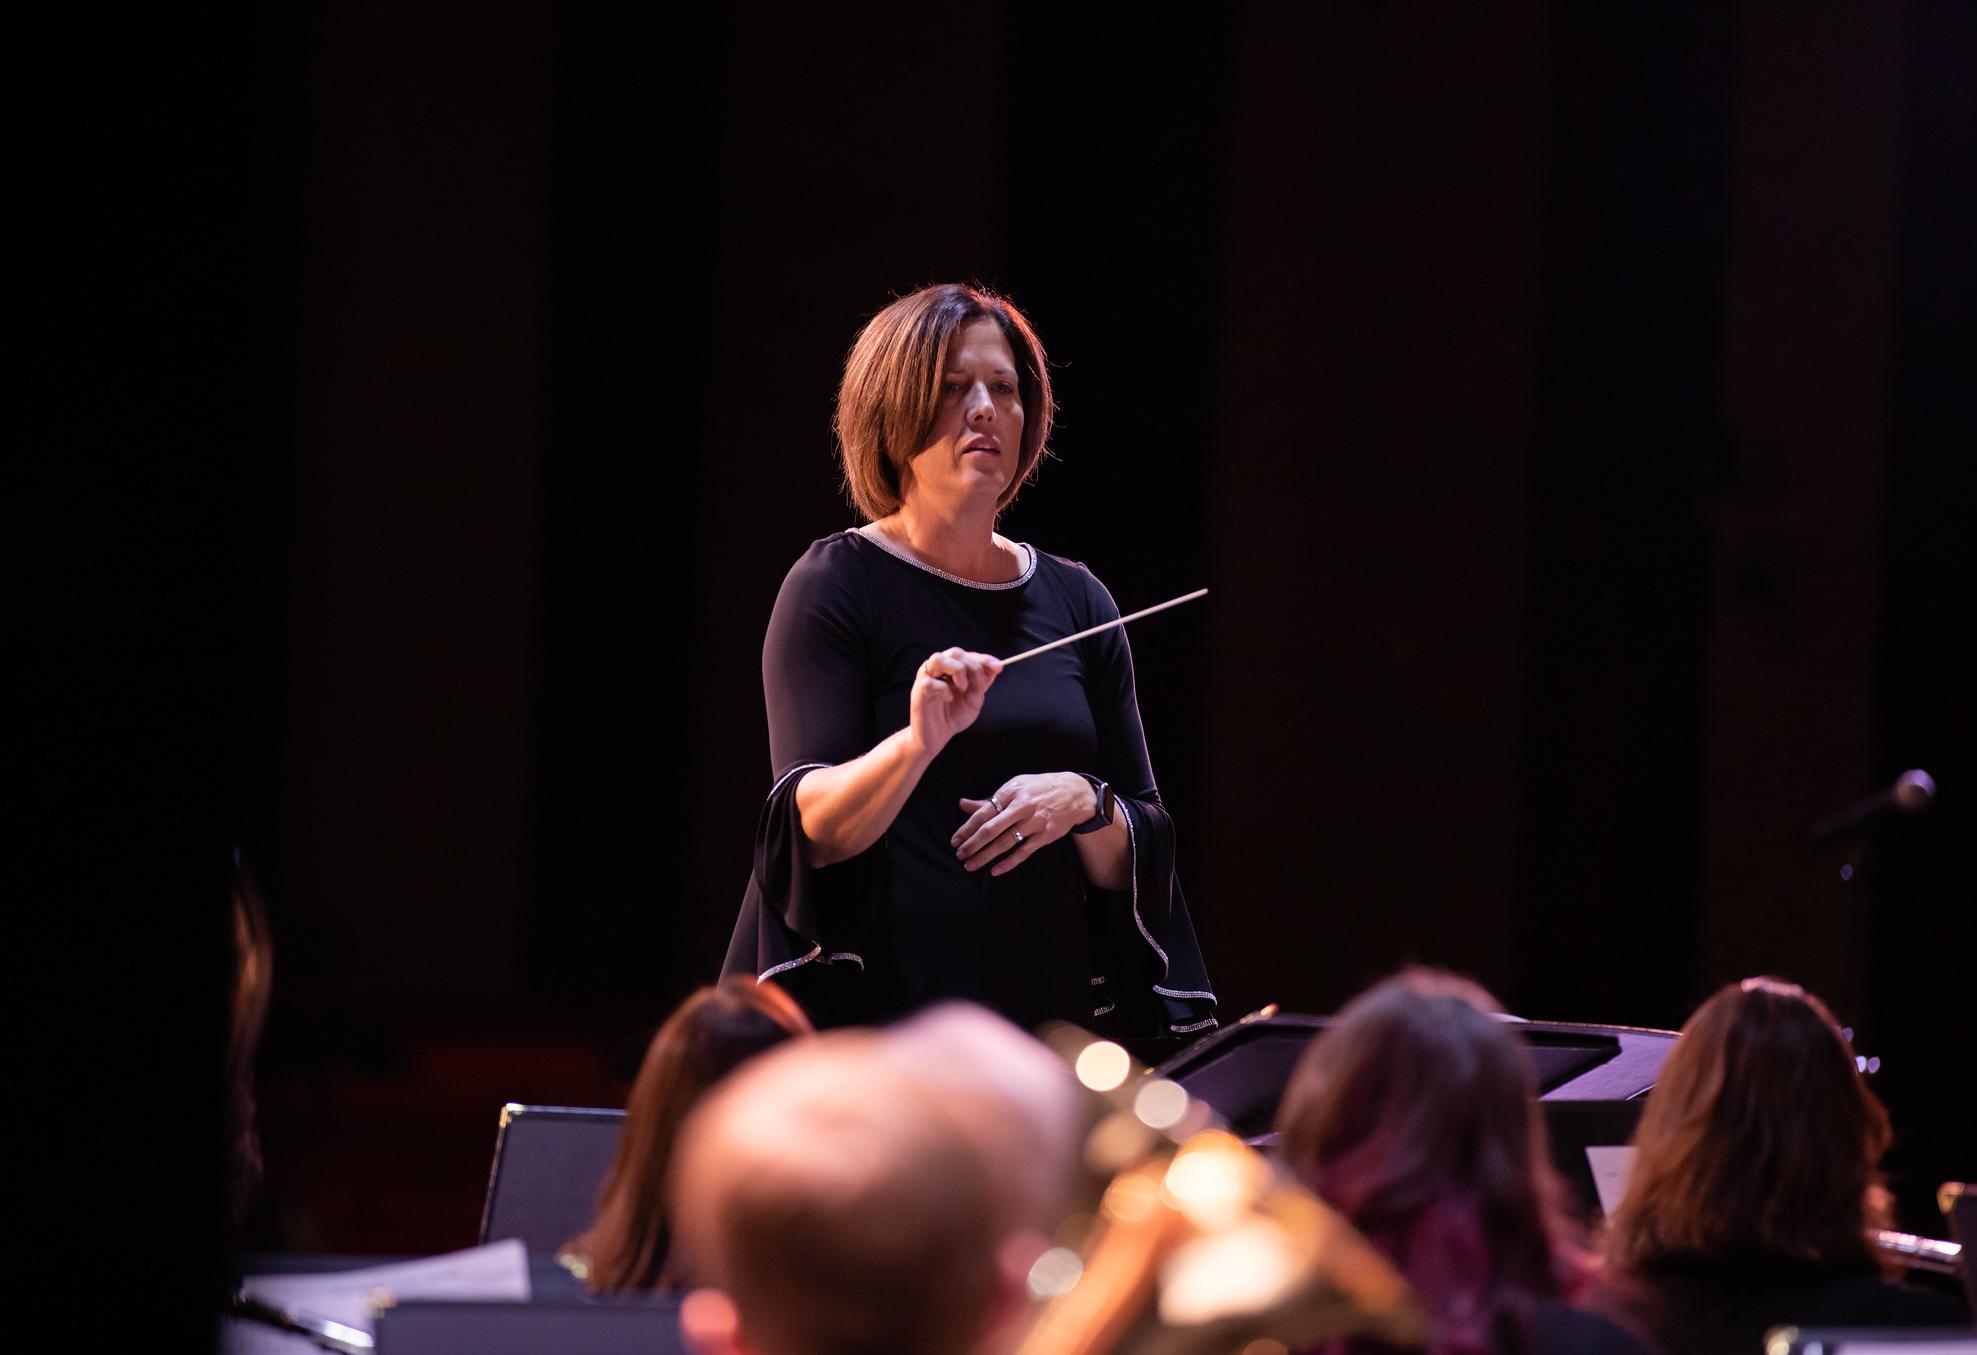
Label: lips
xmin=963 ymin=439 xmax=1001 ymax=455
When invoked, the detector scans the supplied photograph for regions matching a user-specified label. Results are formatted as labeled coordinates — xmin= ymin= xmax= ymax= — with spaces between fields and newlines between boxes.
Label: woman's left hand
xmin=952 ymin=772 xmax=1098 ymax=876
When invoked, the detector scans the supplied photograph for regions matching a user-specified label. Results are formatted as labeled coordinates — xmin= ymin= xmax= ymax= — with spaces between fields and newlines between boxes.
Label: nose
xmin=964 ymin=380 xmax=995 ymax=424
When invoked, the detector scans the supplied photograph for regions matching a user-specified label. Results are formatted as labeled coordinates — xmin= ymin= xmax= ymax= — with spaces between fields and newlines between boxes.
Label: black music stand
xmin=374 ymin=1298 xmax=686 ymax=1355
xmin=478 ymin=1104 xmax=627 ymax=1253
xmin=1156 ymin=1012 xmax=1674 ymax=1223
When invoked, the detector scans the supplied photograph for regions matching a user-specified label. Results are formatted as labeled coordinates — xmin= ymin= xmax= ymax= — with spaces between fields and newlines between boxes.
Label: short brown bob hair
xmin=835 ymin=283 xmax=1054 ymax=521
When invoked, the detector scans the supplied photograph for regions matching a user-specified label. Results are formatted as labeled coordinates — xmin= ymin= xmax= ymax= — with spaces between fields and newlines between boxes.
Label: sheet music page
xmin=1584 ymin=1144 xmax=1636 ymax=1219
xmin=242 ymin=1238 xmax=531 ymax=1334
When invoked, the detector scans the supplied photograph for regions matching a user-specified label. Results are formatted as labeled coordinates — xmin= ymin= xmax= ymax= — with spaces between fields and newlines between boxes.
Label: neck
xmin=880 ymin=495 xmax=1010 ymax=580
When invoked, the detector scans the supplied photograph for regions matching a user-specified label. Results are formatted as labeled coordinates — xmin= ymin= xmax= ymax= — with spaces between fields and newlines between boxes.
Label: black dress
xmin=723 ymin=529 xmax=1216 ymax=1039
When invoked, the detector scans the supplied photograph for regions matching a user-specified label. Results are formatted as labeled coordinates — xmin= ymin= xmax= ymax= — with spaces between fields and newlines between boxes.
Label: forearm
xmin=793 ymin=725 xmax=936 ymax=867
xmin=1072 ymin=810 xmax=1131 ymax=891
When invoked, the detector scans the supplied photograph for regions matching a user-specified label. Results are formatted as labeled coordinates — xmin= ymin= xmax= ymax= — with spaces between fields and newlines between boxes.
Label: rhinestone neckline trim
xmin=854 ymin=525 xmax=1035 ymax=591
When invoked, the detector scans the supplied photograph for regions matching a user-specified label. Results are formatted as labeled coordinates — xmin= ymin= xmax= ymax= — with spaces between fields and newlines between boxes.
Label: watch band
xmin=1072 ymin=774 xmax=1114 ymax=834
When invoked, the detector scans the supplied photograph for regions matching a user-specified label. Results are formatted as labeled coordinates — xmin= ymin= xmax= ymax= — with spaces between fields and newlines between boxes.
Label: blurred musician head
xmin=671 ymin=1027 xmax=1017 ymax=1355
xmin=881 ymin=1002 xmax=1084 ymax=1238
xmin=569 ymin=977 xmax=812 ymax=1292
xmin=1606 ymin=975 xmax=1892 ymax=1274
xmin=1274 ymin=968 xmax=1581 ymax=1354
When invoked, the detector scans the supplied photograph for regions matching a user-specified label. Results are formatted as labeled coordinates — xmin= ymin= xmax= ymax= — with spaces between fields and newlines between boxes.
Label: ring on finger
xmin=1012 ymin=830 xmax=1025 ymax=846
xmin=989 ymin=794 xmax=1003 ymax=812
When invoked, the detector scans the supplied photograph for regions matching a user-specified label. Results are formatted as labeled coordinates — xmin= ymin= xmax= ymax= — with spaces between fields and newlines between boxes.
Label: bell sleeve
xmin=1077 ymin=573 xmax=1218 ymax=1043
xmin=721 ymin=545 xmax=881 ymax=1023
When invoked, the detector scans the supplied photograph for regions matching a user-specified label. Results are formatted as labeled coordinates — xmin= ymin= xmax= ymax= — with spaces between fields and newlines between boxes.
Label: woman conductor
xmin=723 ymin=283 xmax=1214 ymax=1042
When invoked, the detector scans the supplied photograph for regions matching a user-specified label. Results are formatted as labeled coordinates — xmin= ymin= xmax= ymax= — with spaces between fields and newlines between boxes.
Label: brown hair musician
xmin=723 ymin=283 xmax=1213 ymax=1044
xmin=564 ymin=978 xmax=811 ymax=1292
xmin=1601 ymin=976 xmax=1965 ymax=1351
xmin=1276 ymin=968 xmax=1650 ymax=1355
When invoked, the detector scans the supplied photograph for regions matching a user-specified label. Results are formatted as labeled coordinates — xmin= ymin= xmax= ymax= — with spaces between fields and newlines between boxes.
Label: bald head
xmin=881 ymin=1003 xmax=1083 ymax=1234
xmin=670 ymin=1030 xmax=1009 ymax=1355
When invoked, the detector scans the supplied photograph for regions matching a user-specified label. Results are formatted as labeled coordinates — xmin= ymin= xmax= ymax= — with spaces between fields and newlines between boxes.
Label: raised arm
xmin=762 ymin=548 xmax=1002 ymax=869
xmin=794 ymin=647 xmax=1002 ymax=866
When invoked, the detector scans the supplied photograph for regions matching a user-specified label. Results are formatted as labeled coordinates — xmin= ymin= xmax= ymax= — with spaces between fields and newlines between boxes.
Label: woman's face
xmin=903 ymin=317 xmax=1025 ymax=512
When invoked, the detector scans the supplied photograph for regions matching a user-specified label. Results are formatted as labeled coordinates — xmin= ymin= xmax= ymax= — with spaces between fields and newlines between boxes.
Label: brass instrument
xmin=1010 ymin=1027 xmax=1426 ymax=1355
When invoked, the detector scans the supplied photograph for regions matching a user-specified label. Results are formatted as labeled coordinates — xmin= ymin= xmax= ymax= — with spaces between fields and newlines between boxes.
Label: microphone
xmin=1809 ymin=769 xmax=1937 ymax=846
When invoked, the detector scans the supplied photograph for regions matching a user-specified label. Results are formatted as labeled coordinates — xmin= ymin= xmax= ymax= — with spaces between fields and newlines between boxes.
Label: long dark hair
xmin=1606 ymin=976 xmax=1890 ymax=1276
xmin=568 ymin=978 xmax=812 ymax=1292
xmin=1274 ymin=969 xmax=1577 ymax=1355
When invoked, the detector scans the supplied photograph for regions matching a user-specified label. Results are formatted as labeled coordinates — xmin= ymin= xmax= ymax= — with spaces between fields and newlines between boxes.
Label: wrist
xmin=1071 ymin=773 xmax=1114 ymax=834
xmin=1068 ymin=772 xmax=1097 ymax=817
xmin=898 ymin=723 xmax=941 ymax=766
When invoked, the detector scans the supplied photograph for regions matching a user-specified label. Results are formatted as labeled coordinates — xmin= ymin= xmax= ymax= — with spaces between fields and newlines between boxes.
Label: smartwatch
xmin=1073 ymin=774 xmax=1115 ymax=834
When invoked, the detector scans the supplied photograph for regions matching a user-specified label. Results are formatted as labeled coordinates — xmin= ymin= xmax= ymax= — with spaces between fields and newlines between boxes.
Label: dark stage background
xmin=29 ymin=0 xmax=1974 ymax=1330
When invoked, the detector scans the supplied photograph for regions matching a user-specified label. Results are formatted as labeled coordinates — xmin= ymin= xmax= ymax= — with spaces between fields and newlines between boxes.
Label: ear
xmin=678 ymin=1288 xmax=748 ymax=1355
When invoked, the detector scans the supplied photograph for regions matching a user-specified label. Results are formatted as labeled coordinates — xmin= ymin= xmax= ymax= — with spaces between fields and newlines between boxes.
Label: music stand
xmin=478 ymin=1104 xmax=626 ymax=1252
xmin=374 ymin=1298 xmax=686 ymax=1355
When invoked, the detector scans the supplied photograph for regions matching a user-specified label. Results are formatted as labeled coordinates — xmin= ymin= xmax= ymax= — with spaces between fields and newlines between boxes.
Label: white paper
xmin=242 ymin=1238 xmax=531 ymax=1336
xmin=1585 ymin=1144 xmax=1636 ymax=1219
